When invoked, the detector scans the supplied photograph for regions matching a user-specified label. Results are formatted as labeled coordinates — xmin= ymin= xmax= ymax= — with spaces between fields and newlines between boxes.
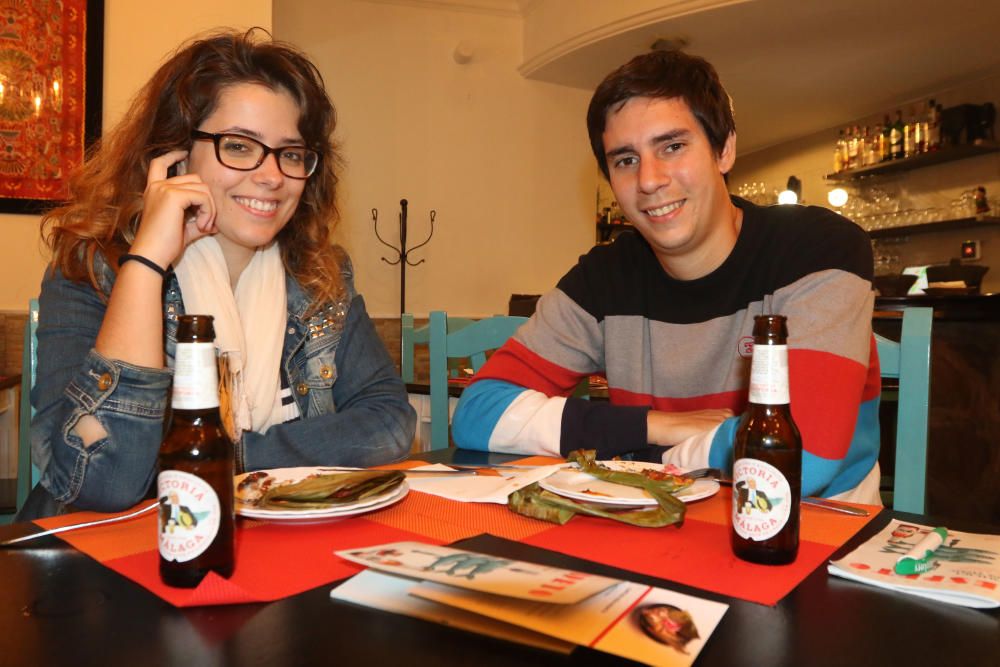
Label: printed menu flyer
xmin=331 ymin=541 xmax=728 ymax=666
xmin=828 ymin=519 xmax=1000 ymax=609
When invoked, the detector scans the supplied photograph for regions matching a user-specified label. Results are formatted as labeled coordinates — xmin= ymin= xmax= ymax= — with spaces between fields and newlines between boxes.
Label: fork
xmin=685 ymin=467 xmax=729 ymax=482
xmin=0 ymin=501 xmax=160 ymax=547
xmin=685 ymin=468 xmax=868 ymax=516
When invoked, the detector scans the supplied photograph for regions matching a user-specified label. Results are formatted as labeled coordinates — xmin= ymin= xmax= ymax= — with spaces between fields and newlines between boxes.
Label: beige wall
xmin=730 ymin=72 xmax=1000 ymax=294
xmin=274 ymin=0 xmax=595 ymax=318
xmin=0 ymin=0 xmax=272 ymax=311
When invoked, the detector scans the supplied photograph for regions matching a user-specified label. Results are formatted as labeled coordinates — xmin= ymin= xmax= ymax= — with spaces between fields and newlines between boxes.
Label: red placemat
xmin=523 ymin=486 xmax=879 ymax=606
xmin=36 ymin=504 xmax=437 ymax=607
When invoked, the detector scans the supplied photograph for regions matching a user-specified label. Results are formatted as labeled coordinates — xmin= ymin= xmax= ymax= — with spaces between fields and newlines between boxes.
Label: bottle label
xmin=732 ymin=458 xmax=793 ymax=541
xmin=747 ymin=344 xmax=789 ymax=404
xmin=157 ymin=470 xmax=221 ymax=563
xmin=172 ymin=342 xmax=219 ymax=410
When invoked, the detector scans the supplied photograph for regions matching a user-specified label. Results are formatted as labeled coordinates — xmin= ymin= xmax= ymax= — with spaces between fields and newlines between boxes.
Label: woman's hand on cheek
xmin=130 ymin=150 xmax=217 ymax=268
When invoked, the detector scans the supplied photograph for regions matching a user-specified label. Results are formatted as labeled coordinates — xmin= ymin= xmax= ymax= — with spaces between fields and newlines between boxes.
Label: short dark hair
xmin=586 ymin=50 xmax=735 ymax=179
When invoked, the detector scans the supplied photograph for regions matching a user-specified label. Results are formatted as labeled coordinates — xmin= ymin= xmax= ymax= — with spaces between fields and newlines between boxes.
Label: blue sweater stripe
xmin=710 ymin=397 xmax=881 ymax=498
xmin=452 ymin=379 xmax=525 ymax=452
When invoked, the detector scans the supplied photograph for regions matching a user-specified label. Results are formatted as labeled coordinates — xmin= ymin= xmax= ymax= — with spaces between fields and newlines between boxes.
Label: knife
xmin=445 ymin=463 xmax=557 ymax=471
xmin=318 ymin=466 xmax=480 ymax=476
xmin=801 ymin=496 xmax=869 ymax=517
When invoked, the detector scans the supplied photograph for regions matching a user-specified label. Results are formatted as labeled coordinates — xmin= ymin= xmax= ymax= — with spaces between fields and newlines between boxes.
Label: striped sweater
xmin=452 ymin=198 xmax=882 ymax=502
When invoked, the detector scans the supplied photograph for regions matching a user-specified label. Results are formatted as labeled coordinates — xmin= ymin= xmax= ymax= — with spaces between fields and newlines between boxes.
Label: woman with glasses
xmin=23 ymin=30 xmax=416 ymax=516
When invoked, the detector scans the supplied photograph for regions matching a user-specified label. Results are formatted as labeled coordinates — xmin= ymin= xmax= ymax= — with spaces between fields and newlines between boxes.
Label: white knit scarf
xmin=173 ymin=235 xmax=287 ymax=438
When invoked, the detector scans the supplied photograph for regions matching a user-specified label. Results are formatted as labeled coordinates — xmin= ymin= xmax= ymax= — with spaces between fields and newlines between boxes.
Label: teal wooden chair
xmin=427 ymin=311 xmax=527 ymax=449
xmin=1 ymin=299 xmax=40 ymax=524
xmin=400 ymin=313 xmax=474 ymax=383
xmin=875 ymin=307 xmax=933 ymax=514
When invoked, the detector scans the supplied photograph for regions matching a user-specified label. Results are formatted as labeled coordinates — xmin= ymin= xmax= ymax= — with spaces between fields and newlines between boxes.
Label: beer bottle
xmin=731 ymin=315 xmax=802 ymax=565
xmin=158 ymin=314 xmax=235 ymax=587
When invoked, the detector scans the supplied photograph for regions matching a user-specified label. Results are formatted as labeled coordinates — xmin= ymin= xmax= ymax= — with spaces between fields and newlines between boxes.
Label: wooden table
xmin=1 ymin=449 xmax=997 ymax=666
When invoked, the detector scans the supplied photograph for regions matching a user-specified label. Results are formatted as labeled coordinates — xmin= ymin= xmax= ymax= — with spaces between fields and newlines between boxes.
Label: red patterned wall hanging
xmin=0 ymin=0 xmax=103 ymax=214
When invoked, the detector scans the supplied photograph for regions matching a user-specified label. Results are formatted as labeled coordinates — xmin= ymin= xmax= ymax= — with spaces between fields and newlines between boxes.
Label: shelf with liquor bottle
xmin=826 ymin=99 xmax=998 ymax=181
xmin=826 ymin=141 xmax=1000 ymax=182
xmin=828 ymin=100 xmax=999 ymax=238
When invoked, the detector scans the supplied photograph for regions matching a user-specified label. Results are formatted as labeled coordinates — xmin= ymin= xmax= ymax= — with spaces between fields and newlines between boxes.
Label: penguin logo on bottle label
xmin=732 ymin=459 xmax=791 ymax=541
xmin=157 ymin=470 xmax=220 ymax=562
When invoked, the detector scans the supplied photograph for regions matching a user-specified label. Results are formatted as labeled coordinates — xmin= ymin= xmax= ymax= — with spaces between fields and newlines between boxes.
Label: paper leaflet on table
xmin=411 ymin=578 xmax=727 ymax=667
xmin=828 ymin=519 xmax=1000 ymax=608
xmin=403 ymin=463 xmax=565 ymax=504
xmin=335 ymin=541 xmax=617 ymax=604
xmin=330 ymin=570 xmax=574 ymax=654
xmin=333 ymin=541 xmax=728 ymax=666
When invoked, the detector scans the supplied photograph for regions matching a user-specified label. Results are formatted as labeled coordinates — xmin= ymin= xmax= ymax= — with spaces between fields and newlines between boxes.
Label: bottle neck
xmin=172 ymin=341 xmax=220 ymax=410
xmin=748 ymin=342 xmax=790 ymax=405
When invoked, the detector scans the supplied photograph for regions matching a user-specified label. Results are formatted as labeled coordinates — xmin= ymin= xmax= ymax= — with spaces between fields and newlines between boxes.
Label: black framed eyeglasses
xmin=191 ymin=130 xmax=320 ymax=179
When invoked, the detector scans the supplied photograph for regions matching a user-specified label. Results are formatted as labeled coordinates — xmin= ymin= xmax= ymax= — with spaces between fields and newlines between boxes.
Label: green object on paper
xmin=894 ymin=527 xmax=948 ymax=575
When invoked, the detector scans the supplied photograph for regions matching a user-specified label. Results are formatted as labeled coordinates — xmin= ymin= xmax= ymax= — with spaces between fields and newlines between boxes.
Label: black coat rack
xmin=372 ymin=199 xmax=435 ymax=316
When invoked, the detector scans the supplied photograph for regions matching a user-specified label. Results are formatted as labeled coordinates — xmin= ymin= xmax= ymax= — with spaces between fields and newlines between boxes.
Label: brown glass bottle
xmin=731 ymin=315 xmax=802 ymax=565
xmin=158 ymin=314 xmax=235 ymax=587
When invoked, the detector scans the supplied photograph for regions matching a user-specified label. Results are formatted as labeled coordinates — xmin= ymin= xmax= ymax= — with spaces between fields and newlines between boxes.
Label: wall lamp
xmin=778 ymin=176 xmax=802 ymax=205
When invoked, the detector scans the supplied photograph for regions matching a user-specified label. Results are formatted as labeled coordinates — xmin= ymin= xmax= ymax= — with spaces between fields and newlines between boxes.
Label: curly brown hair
xmin=43 ymin=28 xmax=344 ymax=312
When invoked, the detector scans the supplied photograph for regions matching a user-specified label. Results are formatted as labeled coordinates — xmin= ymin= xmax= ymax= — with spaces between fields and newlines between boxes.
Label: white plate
xmin=235 ymin=466 xmax=409 ymax=521
xmin=538 ymin=461 xmax=719 ymax=506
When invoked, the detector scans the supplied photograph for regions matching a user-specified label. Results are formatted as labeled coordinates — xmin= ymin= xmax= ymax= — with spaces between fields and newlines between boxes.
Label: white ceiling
xmin=519 ymin=0 xmax=1000 ymax=154
xmin=369 ymin=0 xmax=1000 ymax=154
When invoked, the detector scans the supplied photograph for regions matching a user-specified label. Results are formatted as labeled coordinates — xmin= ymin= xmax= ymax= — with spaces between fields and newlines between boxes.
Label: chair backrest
xmin=16 ymin=298 xmax=40 ymax=512
xmin=875 ymin=307 xmax=932 ymax=514
xmin=427 ymin=311 xmax=527 ymax=449
xmin=400 ymin=313 xmax=474 ymax=383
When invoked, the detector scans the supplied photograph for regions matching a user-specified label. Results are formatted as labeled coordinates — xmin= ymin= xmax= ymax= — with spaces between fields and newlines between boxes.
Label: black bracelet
xmin=118 ymin=253 xmax=169 ymax=278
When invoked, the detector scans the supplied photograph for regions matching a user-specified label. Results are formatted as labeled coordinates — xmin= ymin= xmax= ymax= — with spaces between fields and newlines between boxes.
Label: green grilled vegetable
xmin=508 ymin=450 xmax=691 ymax=528
xmin=258 ymin=470 xmax=405 ymax=510
xmin=509 ymin=484 xmax=685 ymax=528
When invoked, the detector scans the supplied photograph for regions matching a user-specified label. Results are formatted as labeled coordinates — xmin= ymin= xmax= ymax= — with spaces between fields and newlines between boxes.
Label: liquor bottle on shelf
xmin=861 ymin=126 xmax=875 ymax=166
xmin=833 ymin=129 xmax=845 ymax=173
xmin=926 ymin=99 xmax=941 ymax=152
xmin=158 ymin=314 xmax=235 ymax=588
xmin=857 ymin=126 xmax=869 ymax=167
xmin=847 ymin=126 xmax=859 ymax=171
xmin=839 ymin=128 xmax=850 ymax=170
xmin=890 ymin=110 xmax=905 ymax=160
xmin=913 ymin=107 xmax=926 ymax=155
xmin=868 ymin=124 xmax=883 ymax=165
xmin=903 ymin=110 xmax=914 ymax=158
xmin=731 ymin=314 xmax=802 ymax=566
xmin=881 ymin=115 xmax=892 ymax=162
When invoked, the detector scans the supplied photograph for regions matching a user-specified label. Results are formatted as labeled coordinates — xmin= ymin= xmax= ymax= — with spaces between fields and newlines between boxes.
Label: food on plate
xmin=237 ymin=469 xmax=405 ymax=511
xmin=508 ymin=450 xmax=693 ymax=527
xmin=569 ymin=450 xmax=695 ymax=499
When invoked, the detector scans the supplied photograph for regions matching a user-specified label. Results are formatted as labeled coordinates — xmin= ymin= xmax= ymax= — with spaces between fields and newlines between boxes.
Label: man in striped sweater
xmin=453 ymin=50 xmax=881 ymax=503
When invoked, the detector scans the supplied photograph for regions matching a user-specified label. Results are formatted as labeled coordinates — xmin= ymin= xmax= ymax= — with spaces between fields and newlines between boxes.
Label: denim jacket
xmin=31 ymin=250 xmax=415 ymax=512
